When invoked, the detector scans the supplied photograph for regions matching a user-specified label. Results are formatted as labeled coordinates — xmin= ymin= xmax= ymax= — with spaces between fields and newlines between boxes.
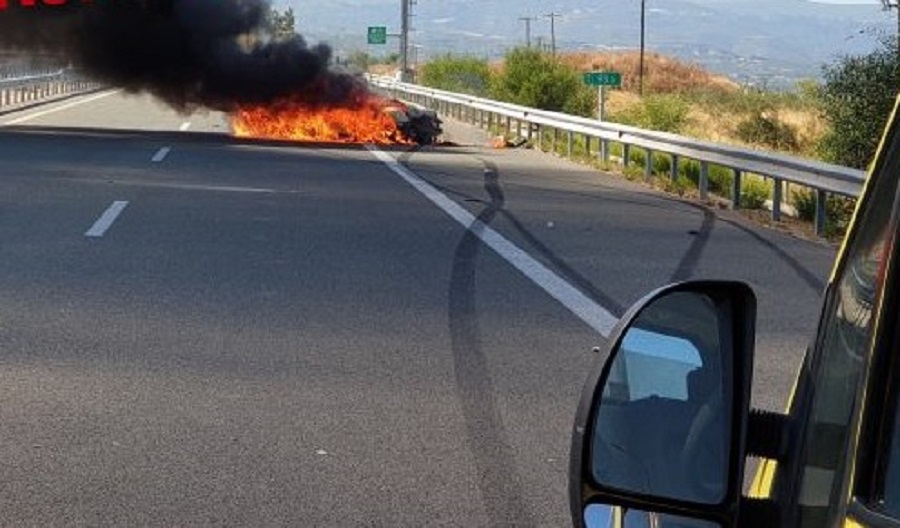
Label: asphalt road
xmin=0 ymin=91 xmax=837 ymax=526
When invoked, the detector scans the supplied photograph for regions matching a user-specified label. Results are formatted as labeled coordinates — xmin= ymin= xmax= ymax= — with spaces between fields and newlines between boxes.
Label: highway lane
xmin=0 ymin=91 xmax=837 ymax=526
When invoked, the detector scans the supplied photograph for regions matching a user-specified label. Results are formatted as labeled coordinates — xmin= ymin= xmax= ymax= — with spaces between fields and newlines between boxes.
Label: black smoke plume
xmin=0 ymin=0 xmax=367 ymax=111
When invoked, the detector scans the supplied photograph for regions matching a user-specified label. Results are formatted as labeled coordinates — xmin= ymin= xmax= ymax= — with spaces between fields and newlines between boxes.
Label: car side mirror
xmin=570 ymin=281 xmax=756 ymax=528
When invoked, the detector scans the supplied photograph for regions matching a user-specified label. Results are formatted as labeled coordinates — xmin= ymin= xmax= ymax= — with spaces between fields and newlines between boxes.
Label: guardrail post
xmin=732 ymin=169 xmax=742 ymax=209
xmin=566 ymin=131 xmax=573 ymax=158
xmin=601 ymin=139 xmax=610 ymax=163
xmin=645 ymin=149 xmax=654 ymax=179
xmin=516 ymin=119 xmax=522 ymax=139
xmin=699 ymin=162 xmax=709 ymax=201
xmin=772 ymin=178 xmax=783 ymax=222
xmin=527 ymin=122 xmax=534 ymax=143
xmin=505 ymin=116 xmax=511 ymax=136
xmin=671 ymin=155 xmax=680 ymax=181
xmin=815 ymin=189 xmax=827 ymax=236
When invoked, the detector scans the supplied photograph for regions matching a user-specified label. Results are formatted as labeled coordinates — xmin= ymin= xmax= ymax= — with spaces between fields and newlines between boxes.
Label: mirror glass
xmin=584 ymin=504 xmax=721 ymax=528
xmin=590 ymin=291 xmax=732 ymax=505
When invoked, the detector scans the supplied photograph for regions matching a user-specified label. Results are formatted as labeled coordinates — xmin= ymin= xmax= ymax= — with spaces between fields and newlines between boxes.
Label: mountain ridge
xmin=284 ymin=0 xmax=896 ymax=85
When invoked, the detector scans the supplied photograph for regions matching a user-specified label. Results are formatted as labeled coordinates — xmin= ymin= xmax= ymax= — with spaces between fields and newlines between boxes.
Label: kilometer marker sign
xmin=583 ymin=71 xmax=622 ymax=122
xmin=582 ymin=72 xmax=622 ymax=87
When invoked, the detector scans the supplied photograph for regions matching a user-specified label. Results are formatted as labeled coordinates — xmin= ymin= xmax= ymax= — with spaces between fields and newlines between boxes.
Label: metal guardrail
xmin=0 ymin=69 xmax=103 ymax=113
xmin=368 ymin=75 xmax=866 ymax=236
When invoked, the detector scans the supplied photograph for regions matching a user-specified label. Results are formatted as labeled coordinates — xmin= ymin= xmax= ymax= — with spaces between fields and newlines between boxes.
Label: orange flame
xmin=231 ymin=95 xmax=412 ymax=144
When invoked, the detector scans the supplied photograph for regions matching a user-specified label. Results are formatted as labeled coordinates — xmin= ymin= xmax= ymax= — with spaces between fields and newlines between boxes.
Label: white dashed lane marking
xmin=151 ymin=147 xmax=171 ymax=163
xmin=85 ymin=201 xmax=129 ymax=238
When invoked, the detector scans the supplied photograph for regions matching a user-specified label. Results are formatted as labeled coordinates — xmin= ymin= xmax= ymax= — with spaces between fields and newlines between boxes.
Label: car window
xmin=795 ymin=123 xmax=900 ymax=526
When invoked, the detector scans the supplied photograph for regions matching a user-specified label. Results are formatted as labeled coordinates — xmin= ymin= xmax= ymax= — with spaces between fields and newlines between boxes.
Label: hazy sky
xmin=811 ymin=0 xmax=881 ymax=3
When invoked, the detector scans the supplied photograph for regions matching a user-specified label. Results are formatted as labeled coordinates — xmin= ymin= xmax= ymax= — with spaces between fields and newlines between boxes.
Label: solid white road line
xmin=85 ymin=201 xmax=129 ymax=238
xmin=179 ymin=121 xmax=191 ymax=132
xmin=0 ymin=90 xmax=121 ymax=126
xmin=368 ymin=147 xmax=619 ymax=338
xmin=151 ymin=146 xmax=171 ymax=163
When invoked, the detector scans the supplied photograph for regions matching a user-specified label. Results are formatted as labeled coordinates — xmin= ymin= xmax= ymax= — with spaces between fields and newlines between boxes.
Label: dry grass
xmin=777 ymin=107 xmax=828 ymax=155
xmin=555 ymin=52 xmax=826 ymax=157
xmin=559 ymin=51 xmax=738 ymax=94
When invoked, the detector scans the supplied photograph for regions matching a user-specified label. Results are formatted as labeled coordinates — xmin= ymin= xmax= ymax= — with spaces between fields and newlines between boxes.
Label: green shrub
xmin=658 ymin=175 xmax=693 ymax=197
xmin=790 ymin=189 xmax=856 ymax=235
xmin=818 ymin=38 xmax=900 ymax=169
xmin=623 ymin=165 xmax=645 ymax=181
xmin=491 ymin=47 xmax=594 ymax=115
xmin=630 ymin=147 xmax=648 ymax=168
xmin=420 ymin=54 xmax=493 ymax=97
xmin=652 ymin=153 xmax=672 ymax=175
xmin=708 ymin=165 xmax=733 ymax=197
xmin=735 ymin=112 xmax=800 ymax=152
xmin=680 ymin=159 xmax=701 ymax=187
xmin=791 ymin=189 xmax=818 ymax=221
xmin=826 ymin=195 xmax=857 ymax=236
xmin=612 ymin=94 xmax=690 ymax=133
xmin=563 ymin=83 xmax=599 ymax=118
xmin=741 ymin=178 xmax=770 ymax=209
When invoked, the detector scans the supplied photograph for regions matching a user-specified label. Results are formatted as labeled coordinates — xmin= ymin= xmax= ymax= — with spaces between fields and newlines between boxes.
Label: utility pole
xmin=544 ymin=12 xmax=561 ymax=57
xmin=400 ymin=0 xmax=411 ymax=82
xmin=639 ymin=0 xmax=646 ymax=96
xmin=518 ymin=16 xmax=536 ymax=47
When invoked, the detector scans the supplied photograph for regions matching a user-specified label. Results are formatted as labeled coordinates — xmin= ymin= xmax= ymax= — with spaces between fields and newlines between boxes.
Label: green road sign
xmin=367 ymin=26 xmax=388 ymax=45
xmin=583 ymin=72 xmax=622 ymax=87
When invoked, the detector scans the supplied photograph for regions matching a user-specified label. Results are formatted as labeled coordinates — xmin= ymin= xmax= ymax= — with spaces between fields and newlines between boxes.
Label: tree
xmin=491 ymin=47 xmax=594 ymax=116
xmin=818 ymin=38 xmax=900 ymax=169
xmin=420 ymin=54 xmax=492 ymax=97
xmin=269 ymin=7 xmax=296 ymax=40
xmin=881 ymin=1 xmax=900 ymax=52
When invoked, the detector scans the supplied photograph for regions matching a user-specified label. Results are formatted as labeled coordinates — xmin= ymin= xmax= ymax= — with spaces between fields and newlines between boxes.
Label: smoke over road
xmin=0 ymin=0 xmax=366 ymax=111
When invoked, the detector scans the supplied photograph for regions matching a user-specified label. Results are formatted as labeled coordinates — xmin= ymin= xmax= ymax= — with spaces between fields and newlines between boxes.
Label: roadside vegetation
xmin=402 ymin=41 xmax=899 ymax=239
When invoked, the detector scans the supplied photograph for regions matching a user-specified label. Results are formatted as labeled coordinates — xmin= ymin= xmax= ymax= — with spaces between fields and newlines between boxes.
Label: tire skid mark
xmin=669 ymin=203 xmax=716 ymax=282
xmin=399 ymin=147 xmax=537 ymax=527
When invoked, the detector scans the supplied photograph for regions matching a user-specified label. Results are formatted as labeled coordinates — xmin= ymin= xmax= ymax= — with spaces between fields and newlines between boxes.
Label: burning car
xmin=380 ymin=101 xmax=443 ymax=146
xmin=231 ymin=94 xmax=442 ymax=146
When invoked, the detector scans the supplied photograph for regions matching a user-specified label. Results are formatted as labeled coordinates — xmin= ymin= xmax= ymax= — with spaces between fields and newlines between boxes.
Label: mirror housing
xmin=570 ymin=281 xmax=756 ymax=528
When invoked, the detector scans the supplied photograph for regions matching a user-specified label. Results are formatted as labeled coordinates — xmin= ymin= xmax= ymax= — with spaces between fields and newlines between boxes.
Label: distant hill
xmin=559 ymin=51 xmax=738 ymax=94
xmin=284 ymin=0 xmax=896 ymax=87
